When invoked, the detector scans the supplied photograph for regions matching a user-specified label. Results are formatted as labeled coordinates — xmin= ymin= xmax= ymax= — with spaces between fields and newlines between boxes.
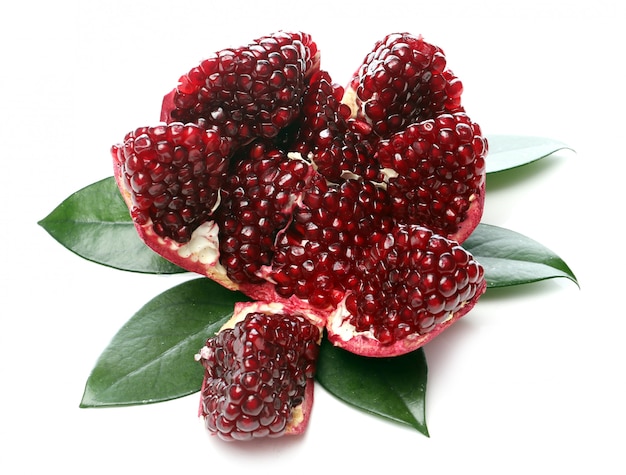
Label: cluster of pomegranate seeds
xmin=112 ymin=30 xmax=489 ymax=440
xmin=376 ymin=112 xmax=487 ymax=239
xmin=111 ymin=123 xmax=232 ymax=242
xmin=162 ymin=31 xmax=320 ymax=145
xmin=292 ymin=70 xmax=380 ymax=181
xmin=216 ymin=141 xmax=315 ymax=284
xmin=271 ymin=175 xmax=393 ymax=309
xmin=196 ymin=309 xmax=320 ymax=441
xmin=345 ymin=224 xmax=484 ymax=345
xmin=346 ymin=32 xmax=464 ymax=137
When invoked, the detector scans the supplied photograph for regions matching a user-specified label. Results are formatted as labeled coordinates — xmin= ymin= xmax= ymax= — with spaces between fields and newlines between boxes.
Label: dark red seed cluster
xmin=197 ymin=311 xmax=320 ymax=441
xmin=292 ymin=70 xmax=380 ymax=181
xmin=376 ymin=112 xmax=487 ymax=237
xmin=270 ymin=176 xmax=393 ymax=308
xmin=345 ymin=224 xmax=485 ymax=344
xmin=163 ymin=31 xmax=319 ymax=145
xmin=216 ymin=141 xmax=314 ymax=283
xmin=111 ymin=123 xmax=232 ymax=242
xmin=348 ymin=32 xmax=464 ymax=137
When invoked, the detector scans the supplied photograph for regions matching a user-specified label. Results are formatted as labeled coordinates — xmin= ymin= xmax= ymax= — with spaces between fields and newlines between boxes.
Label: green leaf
xmin=464 ymin=223 xmax=578 ymax=288
xmin=80 ymin=278 xmax=246 ymax=408
xmin=38 ymin=177 xmax=184 ymax=274
xmin=486 ymin=135 xmax=573 ymax=174
xmin=316 ymin=339 xmax=429 ymax=436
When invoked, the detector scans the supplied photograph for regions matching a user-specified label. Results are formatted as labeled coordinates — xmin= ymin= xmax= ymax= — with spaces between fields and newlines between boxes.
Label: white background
xmin=2 ymin=1 xmax=624 ymax=473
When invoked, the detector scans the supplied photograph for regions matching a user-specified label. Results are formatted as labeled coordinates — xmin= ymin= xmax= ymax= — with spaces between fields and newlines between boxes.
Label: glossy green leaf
xmin=316 ymin=339 xmax=429 ymax=436
xmin=38 ymin=177 xmax=184 ymax=274
xmin=80 ymin=278 xmax=246 ymax=408
xmin=464 ymin=223 xmax=578 ymax=288
xmin=486 ymin=135 xmax=573 ymax=174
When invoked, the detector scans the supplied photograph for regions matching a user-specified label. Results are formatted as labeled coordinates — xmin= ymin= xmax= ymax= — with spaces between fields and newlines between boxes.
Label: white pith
xmin=286 ymin=150 xmax=308 ymax=162
xmin=341 ymin=86 xmax=359 ymax=118
xmin=177 ymin=221 xmax=227 ymax=271
xmin=327 ymin=294 xmax=374 ymax=342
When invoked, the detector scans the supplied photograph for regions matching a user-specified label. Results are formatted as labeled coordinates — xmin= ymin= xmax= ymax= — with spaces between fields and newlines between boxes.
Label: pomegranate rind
xmin=284 ymin=379 xmax=315 ymax=436
xmin=223 ymin=301 xmax=325 ymax=337
xmin=159 ymin=88 xmax=176 ymax=123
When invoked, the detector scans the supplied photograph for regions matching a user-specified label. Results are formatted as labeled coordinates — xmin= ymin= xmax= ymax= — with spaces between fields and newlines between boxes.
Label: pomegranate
xmin=111 ymin=31 xmax=488 ymax=439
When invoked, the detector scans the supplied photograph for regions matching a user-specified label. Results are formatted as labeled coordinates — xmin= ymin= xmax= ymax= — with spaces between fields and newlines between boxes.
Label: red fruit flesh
xmin=196 ymin=302 xmax=321 ymax=441
xmin=215 ymin=140 xmax=316 ymax=285
xmin=270 ymin=175 xmax=394 ymax=309
xmin=113 ymin=31 xmax=488 ymax=363
xmin=293 ymin=70 xmax=380 ymax=182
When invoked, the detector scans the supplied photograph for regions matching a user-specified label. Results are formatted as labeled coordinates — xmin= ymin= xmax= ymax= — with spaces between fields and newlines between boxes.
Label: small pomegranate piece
xmin=196 ymin=302 xmax=321 ymax=441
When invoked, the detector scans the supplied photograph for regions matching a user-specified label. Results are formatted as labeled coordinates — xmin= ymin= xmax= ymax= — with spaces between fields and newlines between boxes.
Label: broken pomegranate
xmin=111 ymin=31 xmax=488 ymax=439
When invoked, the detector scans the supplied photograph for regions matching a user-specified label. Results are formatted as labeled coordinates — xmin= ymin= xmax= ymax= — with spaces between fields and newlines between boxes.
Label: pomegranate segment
xmin=111 ymin=122 xmax=233 ymax=243
xmin=344 ymin=32 xmax=465 ymax=137
xmin=195 ymin=302 xmax=322 ymax=441
xmin=292 ymin=70 xmax=381 ymax=181
xmin=270 ymin=175 xmax=394 ymax=309
xmin=375 ymin=112 xmax=487 ymax=242
xmin=326 ymin=224 xmax=487 ymax=357
xmin=160 ymin=31 xmax=320 ymax=145
xmin=112 ymin=30 xmax=489 ymax=440
xmin=215 ymin=141 xmax=316 ymax=285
